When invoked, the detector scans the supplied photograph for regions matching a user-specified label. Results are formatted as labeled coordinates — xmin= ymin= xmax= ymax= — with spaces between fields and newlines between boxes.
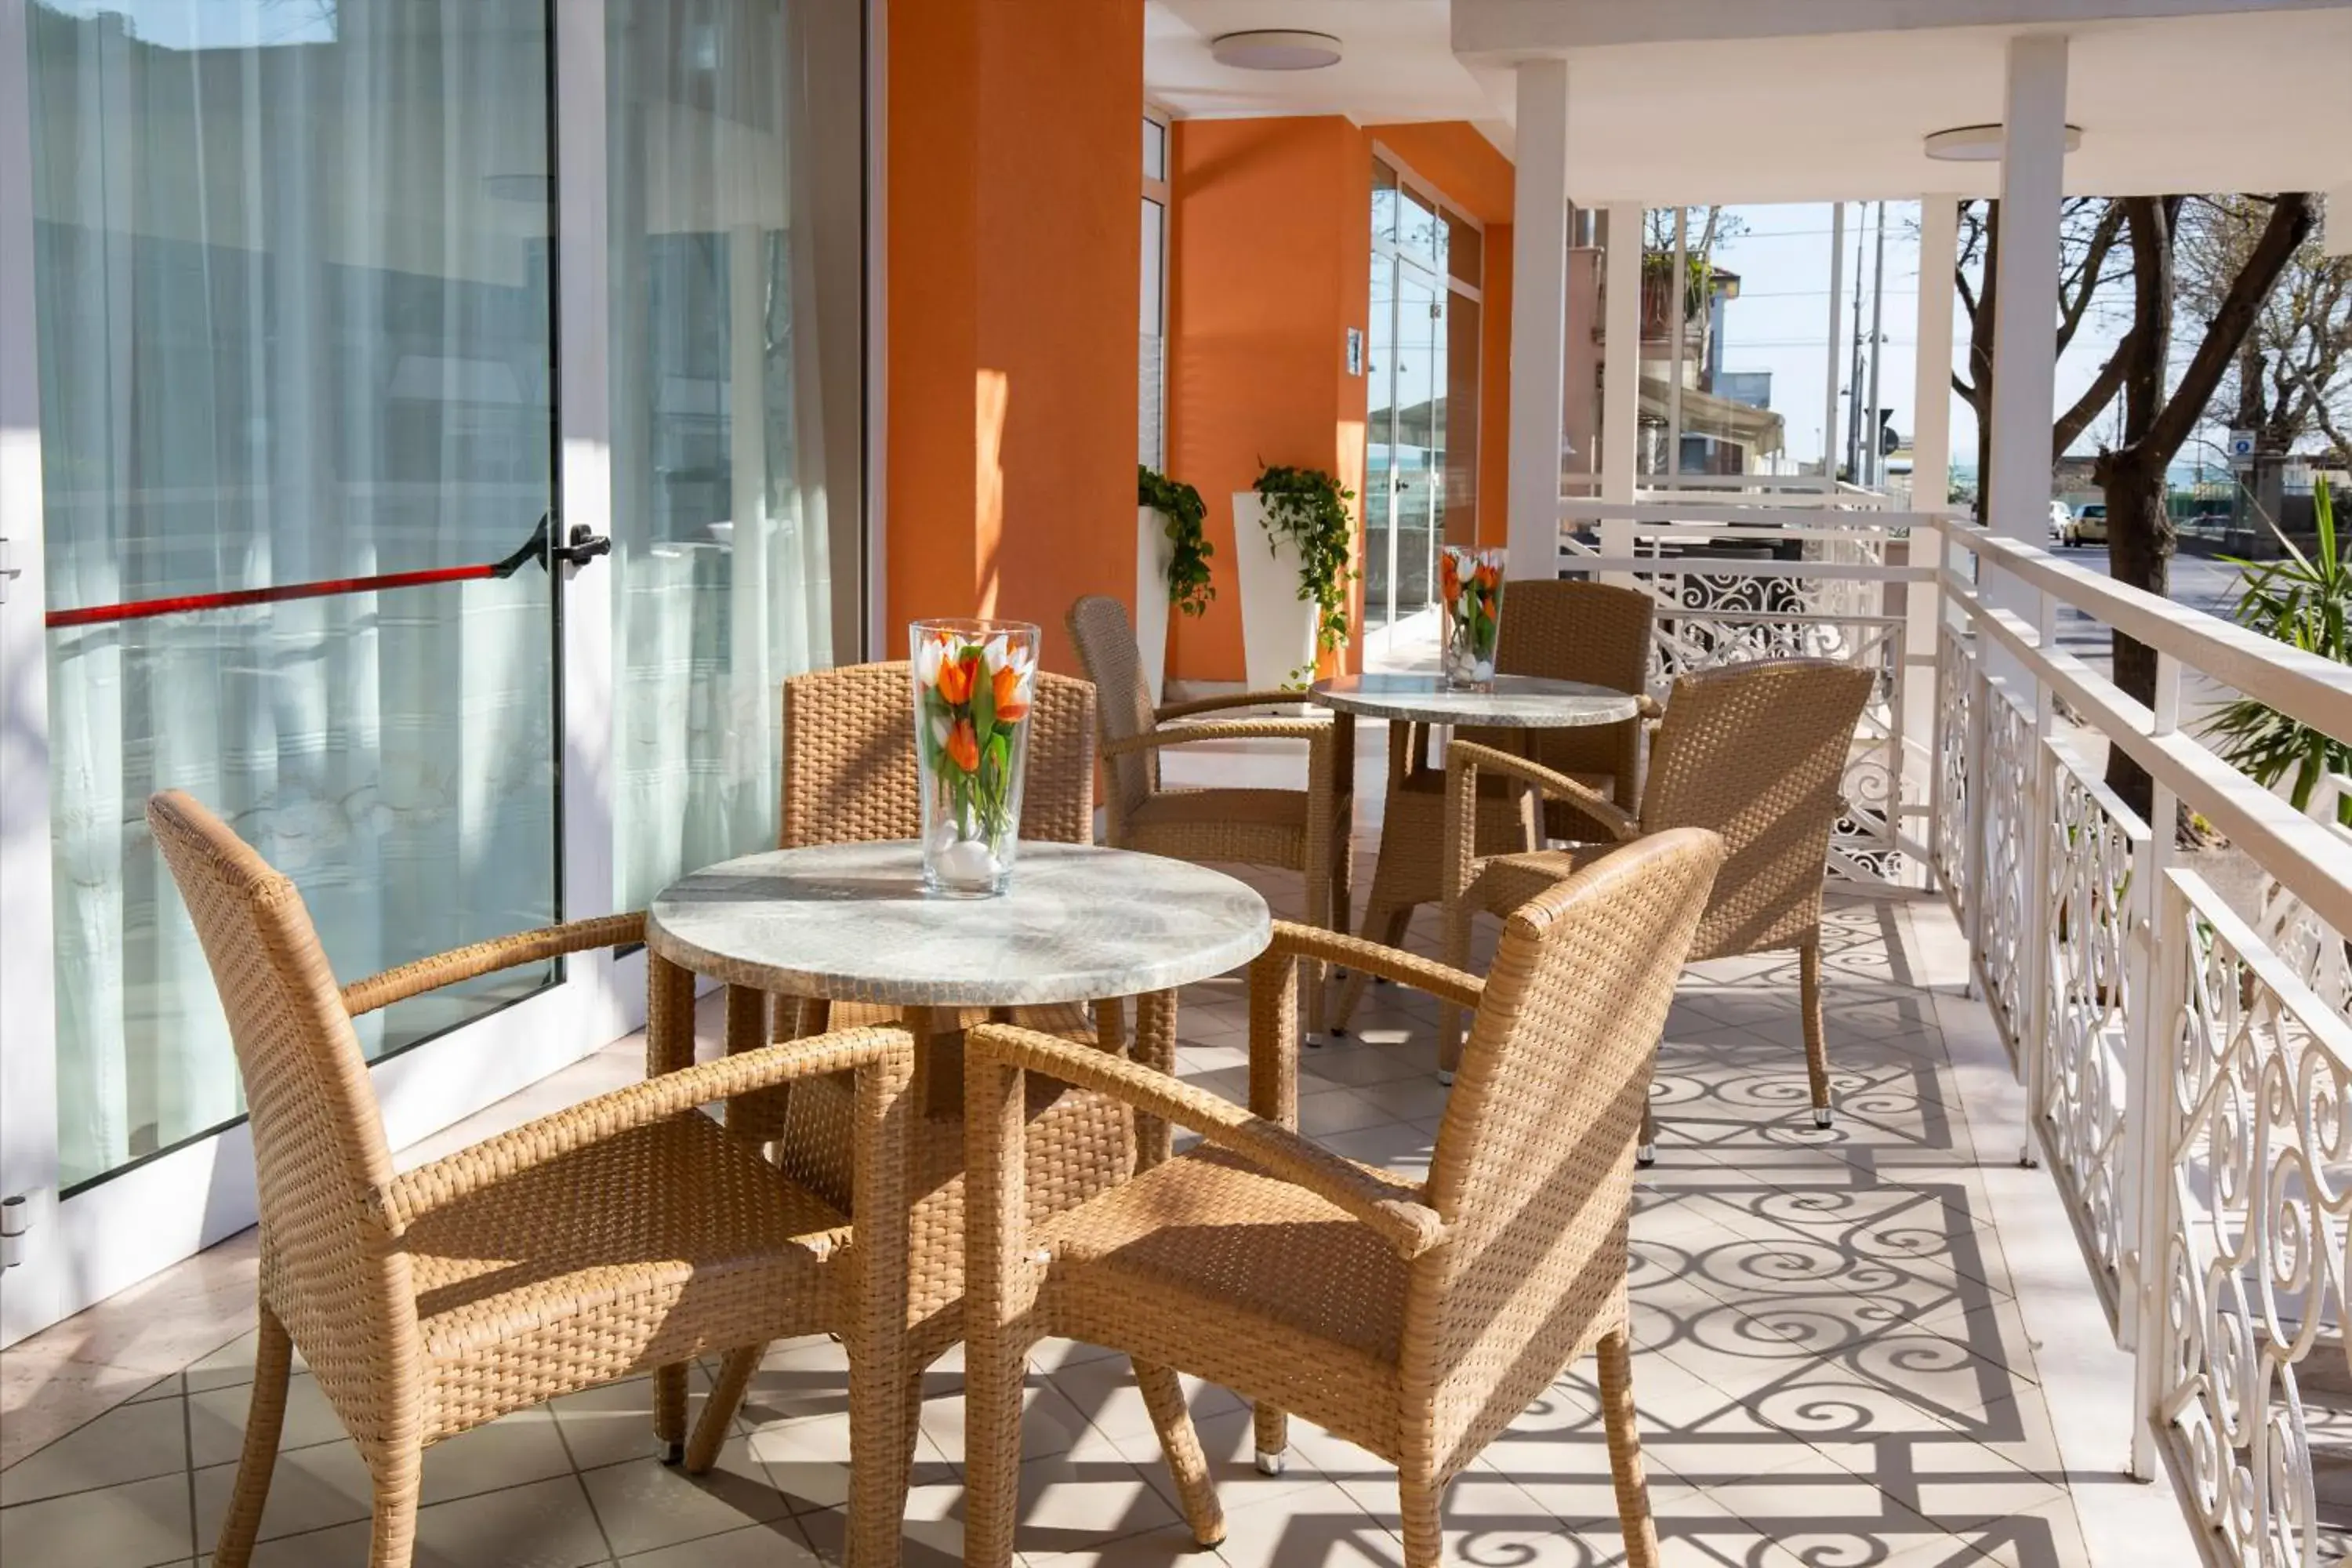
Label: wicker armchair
xmin=1331 ymin=579 xmax=1653 ymax=1034
xmin=147 ymin=790 xmax=915 ymax=1568
xmin=1441 ymin=658 xmax=1875 ymax=1149
xmin=959 ymin=829 xmax=1724 ymax=1568
xmin=1066 ymin=593 xmax=1347 ymax=1027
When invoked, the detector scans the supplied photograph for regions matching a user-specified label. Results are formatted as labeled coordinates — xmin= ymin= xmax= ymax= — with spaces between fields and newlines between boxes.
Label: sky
xmin=1700 ymin=201 xmax=2202 ymax=480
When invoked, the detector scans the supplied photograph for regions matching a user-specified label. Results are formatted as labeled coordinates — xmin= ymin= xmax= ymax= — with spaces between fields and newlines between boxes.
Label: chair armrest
xmin=967 ymin=1025 xmax=1446 ymax=1260
xmin=1154 ymin=690 xmax=1312 ymax=722
xmin=377 ymin=1026 xmax=913 ymax=1232
xmin=1265 ymin=920 xmax=1483 ymax=1012
xmin=1102 ymin=720 xmax=1330 ymax=759
xmin=1446 ymin=742 xmax=1639 ymax=843
xmin=342 ymin=913 xmax=645 ymax=1018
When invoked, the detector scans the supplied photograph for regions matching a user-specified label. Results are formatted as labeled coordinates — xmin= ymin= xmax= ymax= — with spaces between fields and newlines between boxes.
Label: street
xmin=2039 ymin=543 xmax=2245 ymax=673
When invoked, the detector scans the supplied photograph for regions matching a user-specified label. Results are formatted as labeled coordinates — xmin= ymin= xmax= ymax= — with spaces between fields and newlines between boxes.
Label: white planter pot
xmin=1135 ymin=505 xmax=1174 ymax=706
xmin=1231 ymin=491 xmax=1320 ymax=692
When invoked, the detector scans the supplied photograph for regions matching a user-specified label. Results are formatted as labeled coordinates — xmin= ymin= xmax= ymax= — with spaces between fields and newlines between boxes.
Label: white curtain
xmin=31 ymin=1 xmax=558 ymax=1186
xmin=608 ymin=0 xmax=833 ymax=911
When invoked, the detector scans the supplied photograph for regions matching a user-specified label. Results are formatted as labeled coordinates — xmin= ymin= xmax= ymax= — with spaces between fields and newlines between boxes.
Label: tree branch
xmin=2053 ymin=327 xmax=2140 ymax=459
xmin=2141 ymin=194 xmax=2316 ymax=463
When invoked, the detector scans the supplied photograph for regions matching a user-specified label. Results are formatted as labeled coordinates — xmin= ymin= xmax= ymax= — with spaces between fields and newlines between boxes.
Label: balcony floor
xmin=1 ymin=826 xmax=2194 ymax=1565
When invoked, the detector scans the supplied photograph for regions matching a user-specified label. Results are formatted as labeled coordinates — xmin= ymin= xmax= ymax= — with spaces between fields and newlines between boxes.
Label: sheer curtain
xmin=30 ymin=2 xmax=559 ymax=1187
xmin=608 ymin=0 xmax=834 ymax=909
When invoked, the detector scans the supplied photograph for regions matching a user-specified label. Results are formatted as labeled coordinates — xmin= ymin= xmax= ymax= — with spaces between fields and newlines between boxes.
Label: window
xmin=1140 ymin=111 xmax=1171 ymax=470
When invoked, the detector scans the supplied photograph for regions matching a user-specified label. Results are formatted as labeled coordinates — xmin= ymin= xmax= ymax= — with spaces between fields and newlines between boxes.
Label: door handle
xmin=551 ymin=524 xmax=612 ymax=570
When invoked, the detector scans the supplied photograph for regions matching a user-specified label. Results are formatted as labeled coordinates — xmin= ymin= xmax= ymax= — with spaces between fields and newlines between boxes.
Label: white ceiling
xmin=1143 ymin=2 xmax=2352 ymax=205
xmin=1144 ymin=1 xmax=1515 ymax=152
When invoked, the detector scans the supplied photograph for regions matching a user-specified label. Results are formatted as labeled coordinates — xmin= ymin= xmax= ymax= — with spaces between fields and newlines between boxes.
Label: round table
xmin=1308 ymin=673 xmax=1642 ymax=1044
xmin=641 ymin=839 xmax=1273 ymax=1394
xmin=1308 ymin=670 xmax=1639 ymax=729
xmin=648 ymin=840 xmax=1271 ymax=1008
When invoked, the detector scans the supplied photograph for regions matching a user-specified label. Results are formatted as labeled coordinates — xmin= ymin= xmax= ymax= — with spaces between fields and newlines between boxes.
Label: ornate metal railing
xmin=1566 ymin=499 xmax=2352 ymax=1562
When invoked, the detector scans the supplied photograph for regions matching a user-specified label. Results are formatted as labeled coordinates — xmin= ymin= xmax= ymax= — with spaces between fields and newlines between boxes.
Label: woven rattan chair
xmin=960 ymin=829 xmax=1725 ymax=1568
xmin=1065 ymin=593 xmax=1346 ymax=1028
xmin=147 ymin=790 xmax=915 ymax=1568
xmin=1330 ymin=579 xmax=1653 ymax=1035
xmin=1441 ymin=657 xmax=1875 ymax=1149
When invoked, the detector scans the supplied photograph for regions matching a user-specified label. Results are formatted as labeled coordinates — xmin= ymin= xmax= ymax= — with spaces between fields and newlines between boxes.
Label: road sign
xmin=2227 ymin=429 xmax=2257 ymax=467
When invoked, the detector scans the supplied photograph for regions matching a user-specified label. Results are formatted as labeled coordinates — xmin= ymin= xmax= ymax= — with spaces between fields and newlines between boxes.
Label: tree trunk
xmin=2100 ymin=448 xmax=2172 ymax=822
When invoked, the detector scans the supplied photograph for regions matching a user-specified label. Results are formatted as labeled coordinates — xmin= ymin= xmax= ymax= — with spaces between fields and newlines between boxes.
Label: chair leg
xmin=212 ymin=1305 xmax=293 ymax=1568
xmin=686 ymin=1344 xmax=763 ymax=1474
xmin=654 ymin=1363 xmax=688 ymax=1465
xmin=1397 ymin=1469 xmax=1445 ymax=1568
xmin=1637 ymin=1097 xmax=1658 ymax=1167
xmin=1331 ymin=894 xmax=1412 ymax=1036
xmin=963 ymin=1329 xmax=1028 ymax=1568
xmin=1596 ymin=1328 xmax=1661 ymax=1568
xmin=1253 ymin=1402 xmax=1288 ymax=1475
xmin=1802 ymin=939 xmax=1833 ymax=1127
xmin=365 ymin=1441 xmax=423 ymax=1568
xmin=1133 ymin=1359 xmax=1225 ymax=1547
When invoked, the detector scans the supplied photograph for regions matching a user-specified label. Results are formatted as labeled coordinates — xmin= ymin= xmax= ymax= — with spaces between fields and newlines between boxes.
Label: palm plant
xmin=2210 ymin=479 xmax=2352 ymax=825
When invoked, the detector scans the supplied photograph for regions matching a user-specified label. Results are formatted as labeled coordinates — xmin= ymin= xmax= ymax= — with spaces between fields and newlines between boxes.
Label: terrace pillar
xmin=1598 ymin=203 xmax=1642 ymax=587
xmin=1904 ymin=195 xmax=1960 ymax=878
xmin=1984 ymin=34 xmax=2068 ymax=658
xmin=1505 ymin=59 xmax=1570 ymax=584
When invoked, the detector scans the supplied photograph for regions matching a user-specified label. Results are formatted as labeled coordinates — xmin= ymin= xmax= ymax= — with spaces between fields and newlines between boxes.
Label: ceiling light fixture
xmin=1924 ymin=122 xmax=2083 ymax=162
xmin=1210 ymin=29 xmax=1342 ymax=71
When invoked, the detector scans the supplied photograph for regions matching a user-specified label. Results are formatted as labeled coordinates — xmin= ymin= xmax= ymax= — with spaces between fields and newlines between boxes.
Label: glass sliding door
xmin=25 ymin=0 xmax=563 ymax=1191
xmin=606 ymin=0 xmax=842 ymax=909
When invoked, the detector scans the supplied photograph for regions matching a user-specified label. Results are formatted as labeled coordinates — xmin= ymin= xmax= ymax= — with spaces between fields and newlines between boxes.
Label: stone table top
xmin=646 ymin=840 xmax=1272 ymax=1007
xmin=1309 ymin=672 xmax=1640 ymax=728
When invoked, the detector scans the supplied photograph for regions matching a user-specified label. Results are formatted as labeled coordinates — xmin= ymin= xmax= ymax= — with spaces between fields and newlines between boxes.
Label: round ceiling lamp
xmin=1210 ymin=29 xmax=1343 ymax=71
xmin=1924 ymin=122 xmax=2083 ymax=162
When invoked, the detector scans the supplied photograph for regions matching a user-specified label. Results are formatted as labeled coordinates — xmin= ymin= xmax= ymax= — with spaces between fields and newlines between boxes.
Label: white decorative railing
xmin=1559 ymin=495 xmax=2352 ymax=1563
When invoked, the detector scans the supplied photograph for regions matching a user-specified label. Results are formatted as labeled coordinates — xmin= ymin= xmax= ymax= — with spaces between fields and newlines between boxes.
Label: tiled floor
xmin=2 ymin=715 xmax=2190 ymax=1567
xmin=0 ymin=871 xmax=2177 ymax=1567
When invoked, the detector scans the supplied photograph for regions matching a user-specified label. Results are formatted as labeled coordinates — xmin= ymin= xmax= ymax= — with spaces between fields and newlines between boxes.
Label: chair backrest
xmin=1410 ymin=827 xmax=1724 ymax=1475
xmin=782 ymin=661 xmax=1098 ymax=848
xmin=1468 ymin=579 xmax=1655 ymax=783
xmin=1065 ymin=594 xmax=1158 ymax=818
xmin=146 ymin=791 xmax=413 ymax=1450
xmin=1639 ymin=658 xmax=1875 ymax=960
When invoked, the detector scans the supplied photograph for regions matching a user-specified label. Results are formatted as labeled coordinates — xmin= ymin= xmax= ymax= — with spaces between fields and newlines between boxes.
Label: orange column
xmin=1165 ymin=117 xmax=1370 ymax=684
xmin=885 ymin=0 xmax=1142 ymax=673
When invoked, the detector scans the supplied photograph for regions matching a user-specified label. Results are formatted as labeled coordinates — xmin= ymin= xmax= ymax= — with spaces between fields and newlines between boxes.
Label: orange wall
xmin=1165 ymin=118 xmax=1516 ymax=679
xmin=884 ymin=0 xmax=1142 ymax=674
xmin=1165 ymin=117 xmax=1370 ymax=684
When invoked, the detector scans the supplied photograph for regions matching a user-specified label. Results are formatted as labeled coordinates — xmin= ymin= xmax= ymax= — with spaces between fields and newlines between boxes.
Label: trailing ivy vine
xmin=1254 ymin=463 xmax=1356 ymax=681
xmin=1137 ymin=465 xmax=1215 ymax=617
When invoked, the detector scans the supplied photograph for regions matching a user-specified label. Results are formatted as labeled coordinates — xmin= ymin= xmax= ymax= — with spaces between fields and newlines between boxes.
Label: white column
xmin=1601 ymin=203 xmax=1641 ymax=505
xmin=2324 ymin=186 xmax=2352 ymax=259
xmin=1506 ymin=59 xmax=1570 ymax=584
xmin=1903 ymin=195 xmax=1959 ymax=862
xmin=1911 ymin=198 xmax=1959 ymax=513
xmin=1986 ymin=35 xmax=2067 ymax=552
xmin=1823 ymin=203 xmax=1844 ymax=482
xmin=1984 ymin=33 xmax=2067 ymax=706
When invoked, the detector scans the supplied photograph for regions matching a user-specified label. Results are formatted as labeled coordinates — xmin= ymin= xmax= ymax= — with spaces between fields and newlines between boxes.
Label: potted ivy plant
xmin=1232 ymin=464 xmax=1356 ymax=690
xmin=1136 ymin=465 xmax=1214 ymax=704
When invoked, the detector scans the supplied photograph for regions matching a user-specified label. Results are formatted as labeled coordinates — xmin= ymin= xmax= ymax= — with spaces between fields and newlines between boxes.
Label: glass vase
xmin=1439 ymin=546 xmax=1507 ymax=691
xmin=910 ymin=618 xmax=1039 ymax=897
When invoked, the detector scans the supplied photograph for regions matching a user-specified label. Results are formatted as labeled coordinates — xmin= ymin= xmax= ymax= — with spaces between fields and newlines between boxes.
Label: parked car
xmin=2067 ymin=503 xmax=2108 ymax=546
xmin=2048 ymin=499 xmax=2071 ymax=542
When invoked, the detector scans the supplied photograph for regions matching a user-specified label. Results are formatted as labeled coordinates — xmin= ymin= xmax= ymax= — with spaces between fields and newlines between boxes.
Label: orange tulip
xmin=936 ymin=653 xmax=977 ymax=706
xmin=1474 ymin=562 xmax=1501 ymax=591
xmin=1439 ymin=552 xmax=1461 ymax=600
xmin=946 ymin=717 xmax=981 ymax=771
xmin=992 ymin=663 xmax=1030 ymax=722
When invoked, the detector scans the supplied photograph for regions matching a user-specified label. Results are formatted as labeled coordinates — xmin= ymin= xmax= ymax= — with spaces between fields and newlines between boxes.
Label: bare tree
xmin=2096 ymin=194 xmax=2317 ymax=819
xmin=2180 ymin=194 xmax=2352 ymax=470
xmin=1951 ymin=197 xmax=2136 ymax=503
